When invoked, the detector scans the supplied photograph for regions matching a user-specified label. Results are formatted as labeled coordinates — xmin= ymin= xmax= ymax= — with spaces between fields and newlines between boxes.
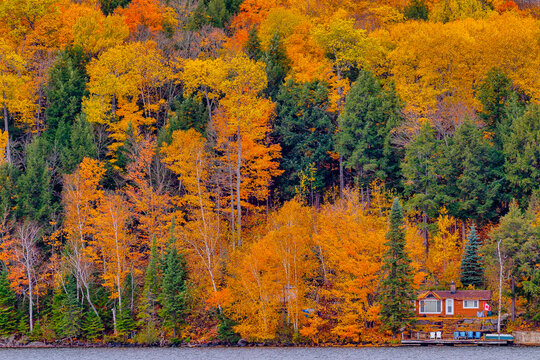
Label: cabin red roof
xmin=418 ymin=290 xmax=491 ymax=301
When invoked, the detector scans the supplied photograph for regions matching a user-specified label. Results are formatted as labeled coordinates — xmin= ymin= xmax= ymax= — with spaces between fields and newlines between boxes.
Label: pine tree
xmin=81 ymin=311 xmax=104 ymax=340
xmin=138 ymin=236 xmax=161 ymax=332
xmin=404 ymin=0 xmax=429 ymax=20
xmin=335 ymin=70 xmax=403 ymax=193
xmin=61 ymin=114 xmax=97 ymax=173
xmin=45 ymin=46 xmax=89 ymax=150
xmin=52 ymin=275 xmax=82 ymax=339
xmin=461 ymin=225 xmax=484 ymax=288
xmin=245 ymin=27 xmax=262 ymax=61
xmin=0 ymin=266 xmax=18 ymax=336
xmin=160 ymin=233 xmax=188 ymax=338
xmin=16 ymin=136 xmax=56 ymax=224
xmin=379 ymin=198 xmax=415 ymax=337
xmin=264 ymin=31 xmax=290 ymax=99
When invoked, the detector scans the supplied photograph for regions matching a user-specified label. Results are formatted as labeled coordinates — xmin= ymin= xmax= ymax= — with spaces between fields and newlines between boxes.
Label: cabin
xmin=415 ymin=282 xmax=492 ymax=317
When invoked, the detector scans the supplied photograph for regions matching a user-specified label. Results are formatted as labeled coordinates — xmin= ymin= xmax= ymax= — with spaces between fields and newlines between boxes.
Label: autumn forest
xmin=0 ymin=0 xmax=538 ymax=345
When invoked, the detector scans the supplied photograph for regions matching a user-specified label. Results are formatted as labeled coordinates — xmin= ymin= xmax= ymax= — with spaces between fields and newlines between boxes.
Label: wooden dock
xmin=401 ymin=339 xmax=512 ymax=346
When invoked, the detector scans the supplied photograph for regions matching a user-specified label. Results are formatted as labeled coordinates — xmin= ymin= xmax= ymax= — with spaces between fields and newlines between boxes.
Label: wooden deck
xmin=401 ymin=339 xmax=512 ymax=346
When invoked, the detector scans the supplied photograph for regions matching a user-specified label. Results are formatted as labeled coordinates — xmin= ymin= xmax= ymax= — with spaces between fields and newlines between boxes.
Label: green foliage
xmin=0 ymin=266 xmax=18 ymax=336
xmin=138 ymin=236 xmax=161 ymax=331
xmin=264 ymin=32 xmax=290 ymax=99
xmin=461 ymin=225 xmax=484 ymax=288
xmin=99 ymin=0 xmax=131 ymax=16
xmin=245 ymin=27 xmax=262 ymax=61
xmin=0 ymin=163 xmax=19 ymax=220
xmin=45 ymin=47 xmax=90 ymax=148
xmin=404 ymin=0 xmax=429 ymax=20
xmin=189 ymin=0 xmax=243 ymax=29
xmin=502 ymin=104 xmax=540 ymax=206
xmin=402 ymin=122 xmax=443 ymax=220
xmin=81 ymin=311 xmax=104 ymax=340
xmin=379 ymin=198 xmax=415 ymax=336
xmin=217 ymin=313 xmax=240 ymax=344
xmin=160 ymin=235 xmax=188 ymax=337
xmin=16 ymin=136 xmax=56 ymax=223
xmin=61 ymin=114 xmax=97 ymax=173
xmin=484 ymin=203 xmax=539 ymax=319
xmin=443 ymin=120 xmax=504 ymax=223
xmin=159 ymin=95 xmax=208 ymax=146
xmin=272 ymin=80 xmax=336 ymax=202
xmin=336 ymin=70 xmax=403 ymax=190
xmin=477 ymin=67 xmax=512 ymax=134
xmin=51 ymin=275 xmax=82 ymax=339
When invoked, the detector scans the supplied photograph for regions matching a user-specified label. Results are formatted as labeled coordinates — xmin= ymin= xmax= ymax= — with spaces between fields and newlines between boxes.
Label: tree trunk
xmin=235 ymin=125 xmax=242 ymax=247
xmin=2 ymin=91 xmax=11 ymax=163
xmin=497 ymin=239 xmax=503 ymax=334
xmin=511 ymin=277 xmax=515 ymax=322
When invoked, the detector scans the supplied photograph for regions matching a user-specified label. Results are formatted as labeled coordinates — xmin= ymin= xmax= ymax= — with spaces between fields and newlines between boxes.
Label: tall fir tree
xmin=61 ymin=114 xmax=97 ymax=173
xmin=160 ymin=228 xmax=188 ymax=338
xmin=0 ymin=265 xmax=18 ymax=336
xmin=379 ymin=198 xmax=415 ymax=336
xmin=52 ymin=275 xmax=82 ymax=339
xmin=336 ymin=70 xmax=403 ymax=194
xmin=460 ymin=225 xmax=484 ymax=288
xmin=245 ymin=27 xmax=262 ymax=61
xmin=264 ymin=31 xmax=290 ymax=100
xmin=45 ymin=47 xmax=90 ymax=151
xmin=272 ymin=80 xmax=336 ymax=202
xmin=16 ymin=136 xmax=56 ymax=224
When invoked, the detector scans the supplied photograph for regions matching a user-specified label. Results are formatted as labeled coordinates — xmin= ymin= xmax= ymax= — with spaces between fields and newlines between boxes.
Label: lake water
xmin=0 ymin=346 xmax=537 ymax=360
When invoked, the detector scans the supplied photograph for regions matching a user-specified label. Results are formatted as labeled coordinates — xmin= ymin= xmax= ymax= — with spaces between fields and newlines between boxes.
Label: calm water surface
xmin=0 ymin=346 xmax=537 ymax=360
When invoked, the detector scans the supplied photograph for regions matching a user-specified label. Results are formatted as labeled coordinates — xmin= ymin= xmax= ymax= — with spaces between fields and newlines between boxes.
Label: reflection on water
xmin=0 ymin=346 xmax=536 ymax=360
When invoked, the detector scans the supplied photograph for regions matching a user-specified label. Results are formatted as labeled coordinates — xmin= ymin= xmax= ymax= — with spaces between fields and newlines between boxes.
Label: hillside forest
xmin=0 ymin=0 xmax=538 ymax=345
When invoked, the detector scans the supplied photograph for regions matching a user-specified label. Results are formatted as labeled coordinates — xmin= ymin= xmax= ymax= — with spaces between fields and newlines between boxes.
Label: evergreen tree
xmin=81 ymin=311 xmax=104 ymax=340
xmin=0 ymin=266 xmax=18 ymax=336
xmin=158 ymin=95 xmax=208 ymax=146
xmin=245 ymin=27 xmax=262 ymax=61
xmin=0 ymin=163 xmax=19 ymax=220
xmin=484 ymin=202 xmax=539 ymax=320
xmin=160 ymin=234 xmax=188 ymax=338
xmin=502 ymin=104 xmax=539 ymax=206
xmin=16 ymin=136 xmax=56 ymax=224
xmin=99 ymin=0 xmax=131 ymax=16
xmin=477 ymin=67 xmax=512 ymax=134
xmin=443 ymin=120 xmax=504 ymax=223
xmin=61 ymin=114 xmax=97 ymax=173
xmin=379 ymin=198 xmax=415 ymax=336
xmin=272 ymin=80 xmax=336 ymax=202
xmin=52 ymin=275 xmax=81 ymax=339
xmin=264 ymin=31 xmax=290 ymax=99
xmin=138 ymin=236 xmax=161 ymax=332
xmin=461 ymin=225 xmax=484 ymax=288
xmin=402 ymin=122 xmax=444 ymax=251
xmin=336 ymin=70 xmax=403 ymax=193
xmin=404 ymin=0 xmax=429 ymax=20
xmin=45 ymin=47 xmax=89 ymax=150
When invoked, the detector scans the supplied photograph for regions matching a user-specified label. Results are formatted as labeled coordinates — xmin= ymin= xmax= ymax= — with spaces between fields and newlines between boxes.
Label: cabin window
xmin=419 ymin=300 xmax=442 ymax=314
xmin=463 ymin=300 xmax=479 ymax=308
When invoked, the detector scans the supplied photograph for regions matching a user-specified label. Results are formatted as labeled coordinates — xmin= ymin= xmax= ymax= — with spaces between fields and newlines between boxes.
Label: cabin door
xmin=446 ymin=299 xmax=454 ymax=315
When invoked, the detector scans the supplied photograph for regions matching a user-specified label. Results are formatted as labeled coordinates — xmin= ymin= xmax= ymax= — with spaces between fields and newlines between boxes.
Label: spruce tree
xmin=52 ymin=275 xmax=81 ymax=339
xmin=335 ymin=70 xmax=403 ymax=192
xmin=245 ymin=27 xmax=262 ymax=61
xmin=138 ymin=236 xmax=160 ymax=332
xmin=0 ymin=266 xmax=18 ymax=336
xmin=160 ymin=237 xmax=188 ymax=338
xmin=16 ymin=136 xmax=56 ymax=224
xmin=264 ymin=31 xmax=290 ymax=99
xmin=81 ymin=311 xmax=104 ymax=340
xmin=380 ymin=198 xmax=415 ymax=337
xmin=61 ymin=114 xmax=97 ymax=173
xmin=404 ymin=0 xmax=429 ymax=20
xmin=460 ymin=225 xmax=484 ymax=288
